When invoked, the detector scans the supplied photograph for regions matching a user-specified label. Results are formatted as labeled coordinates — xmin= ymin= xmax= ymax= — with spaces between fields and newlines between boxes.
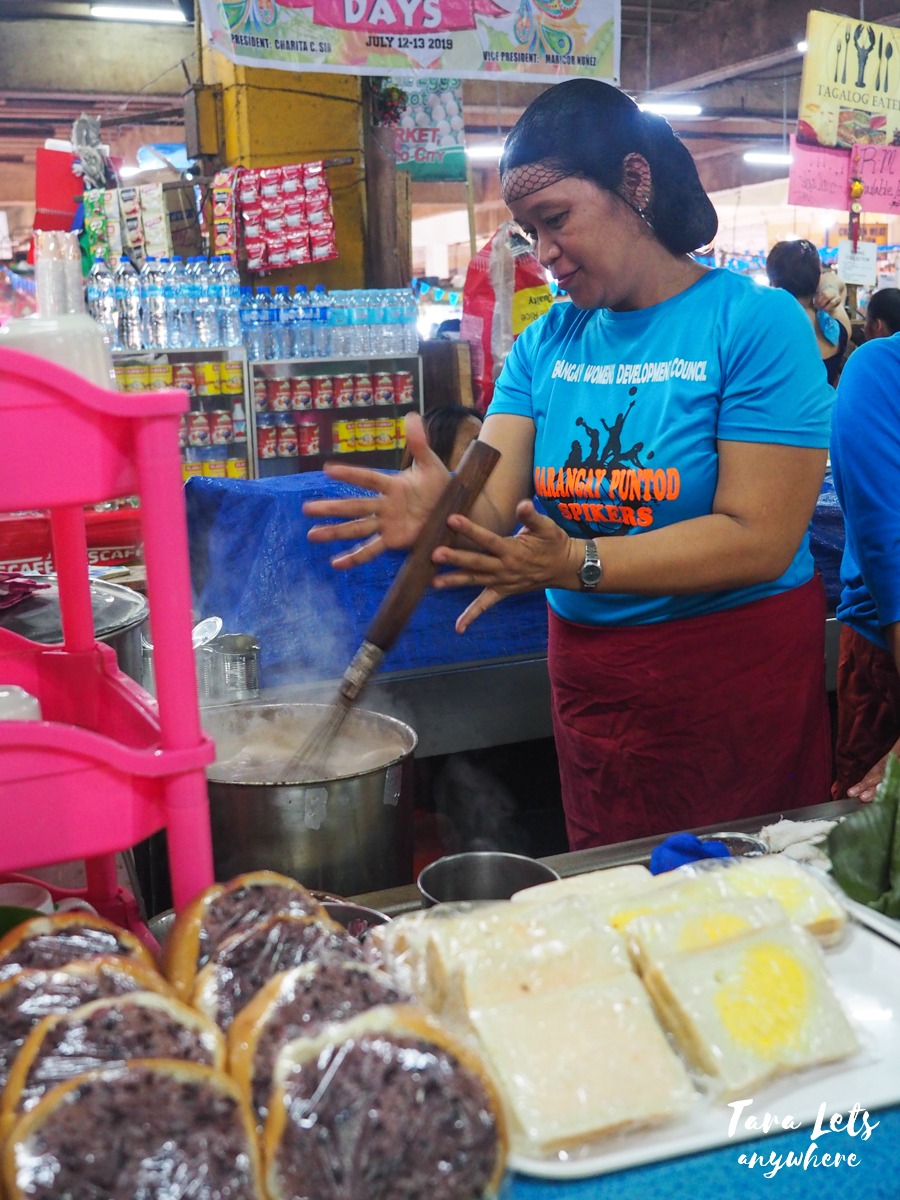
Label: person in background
xmin=864 ymin=287 xmax=900 ymax=340
xmin=305 ymin=79 xmax=834 ymax=850
xmin=766 ymin=240 xmax=852 ymax=386
xmin=401 ymin=406 xmax=483 ymax=471
xmin=830 ymin=329 xmax=900 ymax=800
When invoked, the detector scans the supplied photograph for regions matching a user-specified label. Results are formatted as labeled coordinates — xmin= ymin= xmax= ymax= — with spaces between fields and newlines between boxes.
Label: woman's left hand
xmin=432 ymin=499 xmax=578 ymax=632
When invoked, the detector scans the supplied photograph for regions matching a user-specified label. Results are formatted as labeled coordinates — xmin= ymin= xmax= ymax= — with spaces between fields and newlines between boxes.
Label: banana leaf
xmin=828 ymin=753 xmax=900 ymax=916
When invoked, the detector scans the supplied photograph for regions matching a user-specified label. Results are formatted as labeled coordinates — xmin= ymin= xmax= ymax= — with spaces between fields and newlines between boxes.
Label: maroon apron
xmin=549 ymin=575 xmax=832 ymax=850
xmin=832 ymin=623 xmax=900 ymax=799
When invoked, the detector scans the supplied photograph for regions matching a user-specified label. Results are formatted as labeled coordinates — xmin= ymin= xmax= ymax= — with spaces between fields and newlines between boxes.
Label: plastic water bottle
xmin=140 ymin=257 xmax=169 ymax=350
xmin=194 ymin=257 xmax=218 ymax=349
xmin=271 ymin=285 xmax=293 ymax=359
xmin=401 ymin=289 xmax=420 ymax=353
xmin=241 ymin=287 xmax=265 ymax=361
xmin=256 ymin=286 xmax=274 ymax=359
xmin=86 ymin=254 xmax=118 ymax=346
xmin=328 ymin=292 xmax=347 ymax=358
xmin=181 ymin=257 xmax=200 ymax=348
xmin=312 ymin=285 xmax=331 ymax=358
xmin=346 ymin=290 xmax=367 ymax=357
xmin=218 ymin=257 xmax=243 ymax=347
xmin=114 ymin=258 xmax=142 ymax=351
xmin=292 ymin=285 xmax=312 ymax=358
xmin=163 ymin=256 xmax=186 ymax=349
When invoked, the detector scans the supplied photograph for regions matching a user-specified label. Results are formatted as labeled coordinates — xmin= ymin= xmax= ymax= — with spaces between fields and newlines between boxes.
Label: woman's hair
xmin=400 ymin=406 xmax=484 ymax=469
xmin=765 ymin=240 xmax=822 ymax=298
xmin=498 ymin=78 xmax=718 ymax=256
xmin=866 ymin=287 xmax=900 ymax=335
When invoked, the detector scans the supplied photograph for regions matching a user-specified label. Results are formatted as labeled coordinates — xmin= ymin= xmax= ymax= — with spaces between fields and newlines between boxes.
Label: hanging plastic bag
xmin=460 ymin=222 xmax=553 ymax=413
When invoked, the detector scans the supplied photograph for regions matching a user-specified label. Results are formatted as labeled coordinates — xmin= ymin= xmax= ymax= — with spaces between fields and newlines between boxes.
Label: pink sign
xmin=312 ymin=0 xmax=476 ymax=33
xmin=854 ymin=145 xmax=900 ymax=216
xmin=788 ymin=136 xmax=850 ymax=210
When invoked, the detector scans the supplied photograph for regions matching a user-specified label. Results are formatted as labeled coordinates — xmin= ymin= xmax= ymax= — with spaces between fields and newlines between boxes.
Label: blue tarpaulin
xmin=185 ymin=473 xmax=549 ymax=690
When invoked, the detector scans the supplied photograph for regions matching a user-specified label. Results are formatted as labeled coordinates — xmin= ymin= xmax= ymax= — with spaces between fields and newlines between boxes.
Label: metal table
xmin=353 ymin=797 xmax=859 ymax=914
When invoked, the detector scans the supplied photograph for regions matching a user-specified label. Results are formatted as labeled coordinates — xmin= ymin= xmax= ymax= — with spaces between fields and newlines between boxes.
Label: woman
xmin=766 ymin=240 xmax=852 ymax=386
xmin=305 ymin=80 xmax=834 ymax=849
xmin=400 ymin=406 xmax=483 ymax=471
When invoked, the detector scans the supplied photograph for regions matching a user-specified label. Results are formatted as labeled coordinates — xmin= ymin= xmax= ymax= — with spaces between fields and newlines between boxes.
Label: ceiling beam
xmin=622 ymin=0 xmax=900 ymax=94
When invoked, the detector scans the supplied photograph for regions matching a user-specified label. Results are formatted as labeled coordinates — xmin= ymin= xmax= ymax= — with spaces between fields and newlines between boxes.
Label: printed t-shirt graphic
xmin=487 ymin=269 xmax=833 ymax=627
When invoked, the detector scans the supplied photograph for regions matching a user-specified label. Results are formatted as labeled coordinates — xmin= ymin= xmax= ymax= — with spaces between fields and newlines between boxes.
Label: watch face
xmin=580 ymin=562 xmax=602 ymax=586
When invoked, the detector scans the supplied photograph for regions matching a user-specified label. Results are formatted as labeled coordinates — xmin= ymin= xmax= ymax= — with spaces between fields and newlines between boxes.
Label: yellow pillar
xmin=198 ymin=43 xmax=367 ymax=291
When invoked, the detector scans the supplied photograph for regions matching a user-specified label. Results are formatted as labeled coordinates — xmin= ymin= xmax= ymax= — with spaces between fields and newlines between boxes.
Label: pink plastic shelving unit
xmin=0 ymin=347 xmax=216 ymax=917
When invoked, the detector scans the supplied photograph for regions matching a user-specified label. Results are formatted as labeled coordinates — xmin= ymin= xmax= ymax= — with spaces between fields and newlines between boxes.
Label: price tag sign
xmin=837 ymin=239 xmax=878 ymax=286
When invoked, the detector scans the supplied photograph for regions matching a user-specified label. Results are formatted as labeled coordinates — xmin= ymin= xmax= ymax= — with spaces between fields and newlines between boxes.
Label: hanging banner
xmin=198 ymin=0 xmax=619 ymax=83
xmin=787 ymin=135 xmax=850 ymax=210
xmin=797 ymin=9 xmax=900 ymax=150
xmin=383 ymin=77 xmax=467 ymax=181
xmin=855 ymin=143 xmax=900 ymax=214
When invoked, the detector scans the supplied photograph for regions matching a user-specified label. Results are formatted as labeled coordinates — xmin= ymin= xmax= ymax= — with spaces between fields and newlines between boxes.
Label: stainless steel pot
xmin=0 ymin=574 xmax=148 ymax=683
xmin=202 ymin=701 xmax=418 ymax=897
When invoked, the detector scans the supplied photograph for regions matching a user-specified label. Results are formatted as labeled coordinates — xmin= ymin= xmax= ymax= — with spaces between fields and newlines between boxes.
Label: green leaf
xmin=827 ymin=791 xmax=897 ymax=904
xmin=0 ymin=906 xmax=42 ymax=939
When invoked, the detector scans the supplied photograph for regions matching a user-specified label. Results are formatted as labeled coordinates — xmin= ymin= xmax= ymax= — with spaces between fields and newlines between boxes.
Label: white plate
xmin=509 ymin=919 xmax=900 ymax=1180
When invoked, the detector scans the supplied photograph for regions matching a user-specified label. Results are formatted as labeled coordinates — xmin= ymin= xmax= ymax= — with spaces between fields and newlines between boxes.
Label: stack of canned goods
xmin=113 ymin=356 xmax=249 ymax=482
xmin=253 ymin=368 xmax=415 ymax=415
xmin=255 ymin=412 xmax=405 ymax=460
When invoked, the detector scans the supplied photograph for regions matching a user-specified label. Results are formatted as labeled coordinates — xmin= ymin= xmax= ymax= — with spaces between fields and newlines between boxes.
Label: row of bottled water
xmin=86 ymin=255 xmax=243 ymax=352
xmin=86 ymin=254 xmax=420 ymax=361
xmin=241 ymin=286 xmax=419 ymax=362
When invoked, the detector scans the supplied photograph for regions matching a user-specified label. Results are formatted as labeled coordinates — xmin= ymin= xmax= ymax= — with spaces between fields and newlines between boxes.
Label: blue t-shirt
xmin=830 ymin=332 xmax=900 ymax=649
xmin=488 ymin=268 xmax=834 ymax=626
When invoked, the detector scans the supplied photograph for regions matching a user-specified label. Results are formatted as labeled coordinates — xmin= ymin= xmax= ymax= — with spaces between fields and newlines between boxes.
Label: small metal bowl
xmin=705 ymin=831 xmax=768 ymax=857
xmin=417 ymin=851 xmax=560 ymax=908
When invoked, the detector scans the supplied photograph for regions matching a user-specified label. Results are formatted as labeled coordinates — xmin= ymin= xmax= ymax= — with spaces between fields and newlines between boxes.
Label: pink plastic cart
xmin=0 ymin=347 xmax=215 ymax=924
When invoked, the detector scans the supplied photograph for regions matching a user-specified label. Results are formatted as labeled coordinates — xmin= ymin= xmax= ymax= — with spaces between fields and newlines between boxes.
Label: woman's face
xmin=508 ymin=175 xmax=652 ymax=312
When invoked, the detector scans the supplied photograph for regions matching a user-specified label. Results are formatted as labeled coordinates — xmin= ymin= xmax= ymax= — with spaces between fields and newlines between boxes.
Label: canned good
xmin=148 ymin=362 xmax=173 ymax=390
xmin=200 ymin=445 xmax=228 ymax=477
xmin=182 ymin=458 xmax=202 ymax=482
xmin=298 ymin=416 xmax=320 ymax=456
xmin=290 ymin=376 xmax=312 ymax=411
xmin=121 ymin=364 xmax=150 ymax=393
xmin=373 ymin=372 xmax=395 ymax=405
xmin=187 ymin=412 xmax=211 ymax=447
xmin=220 ymin=360 xmax=244 ymax=394
xmin=353 ymin=374 xmax=374 ymax=406
xmin=354 ymin=417 xmax=375 ymax=452
xmin=177 ymin=413 xmax=188 ymax=450
xmin=276 ymin=415 xmax=299 ymax=458
xmin=253 ymin=376 xmax=268 ymax=410
xmin=333 ymin=418 xmax=356 ymax=454
xmin=312 ymin=375 xmax=334 ymax=410
xmin=209 ymin=410 xmax=234 ymax=445
xmin=266 ymin=376 xmax=292 ymax=412
xmin=333 ymin=373 xmax=355 ymax=408
xmin=226 ymin=456 xmax=249 ymax=479
xmin=113 ymin=365 xmax=128 ymax=391
xmin=256 ymin=415 xmax=278 ymax=459
xmin=393 ymin=370 xmax=414 ymax=405
xmin=173 ymin=363 xmax=196 ymax=392
xmin=375 ymin=415 xmax=396 ymax=450
xmin=194 ymin=361 xmax=221 ymax=395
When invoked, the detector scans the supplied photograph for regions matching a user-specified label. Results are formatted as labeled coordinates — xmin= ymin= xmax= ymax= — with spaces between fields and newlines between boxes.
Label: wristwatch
xmin=578 ymin=540 xmax=602 ymax=590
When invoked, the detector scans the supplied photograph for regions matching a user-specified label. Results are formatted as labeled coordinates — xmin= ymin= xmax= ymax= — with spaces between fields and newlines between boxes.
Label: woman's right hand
xmin=303 ymin=412 xmax=451 ymax=568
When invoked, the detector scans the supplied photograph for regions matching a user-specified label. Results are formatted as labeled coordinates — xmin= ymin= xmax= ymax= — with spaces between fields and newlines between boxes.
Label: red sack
xmin=460 ymin=223 xmax=553 ymax=413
